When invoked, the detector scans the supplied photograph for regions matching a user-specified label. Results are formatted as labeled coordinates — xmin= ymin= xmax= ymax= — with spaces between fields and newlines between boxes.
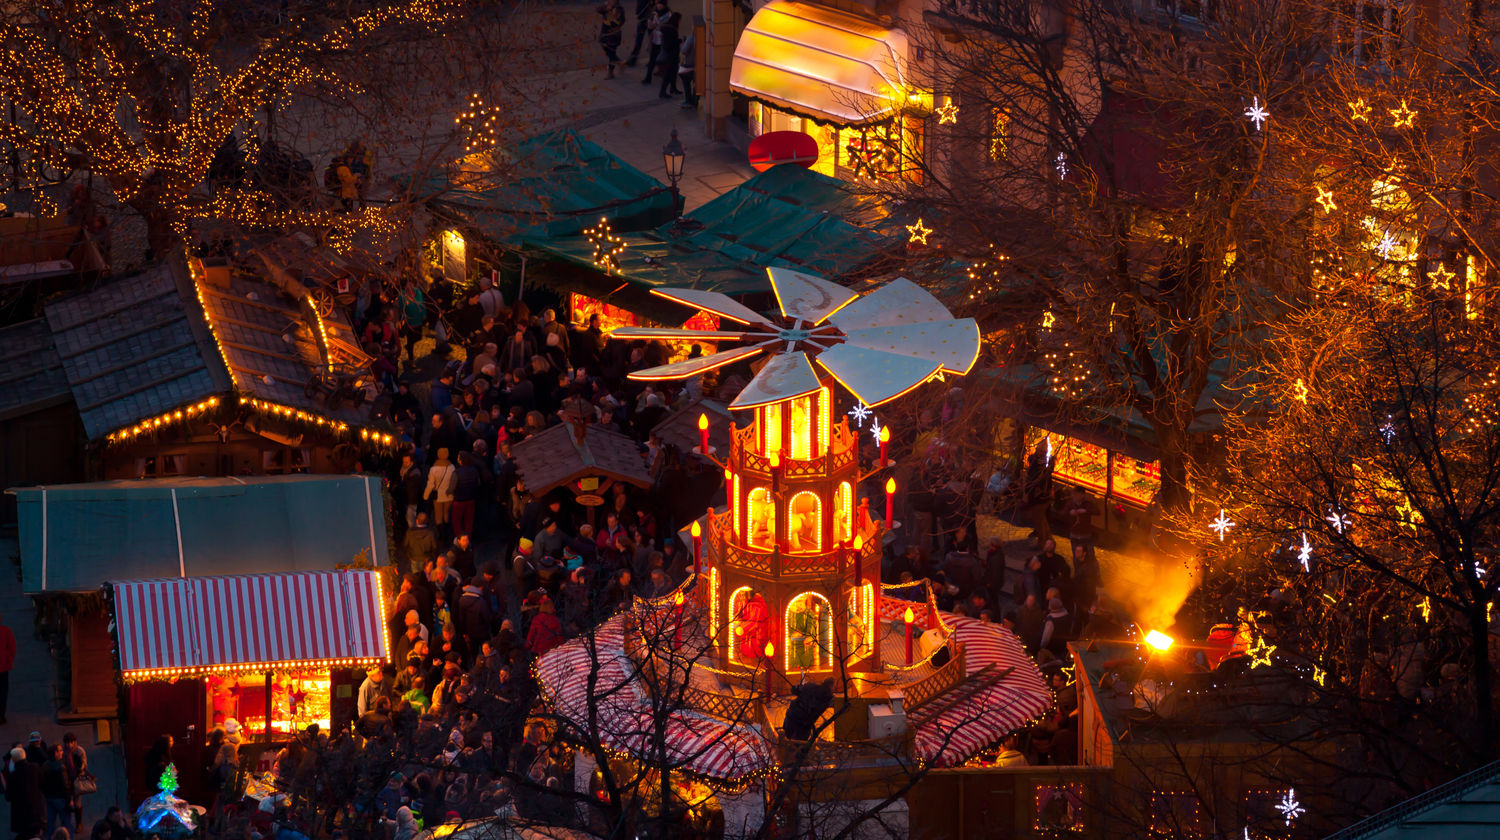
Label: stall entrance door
xmin=124 ymin=680 xmax=205 ymax=807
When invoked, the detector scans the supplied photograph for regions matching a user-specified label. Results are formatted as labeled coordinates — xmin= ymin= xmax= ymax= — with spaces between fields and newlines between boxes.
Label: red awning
xmin=111 ymin=570 xmax=388 ymax=677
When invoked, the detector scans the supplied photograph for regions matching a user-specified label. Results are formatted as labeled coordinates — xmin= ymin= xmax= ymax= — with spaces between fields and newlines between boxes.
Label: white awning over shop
xmin=730 ymin=0 xmax=909 ymax=125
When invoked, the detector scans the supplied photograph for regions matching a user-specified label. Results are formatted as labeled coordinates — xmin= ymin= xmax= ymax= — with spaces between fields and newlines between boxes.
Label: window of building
xmin=1149 ymin=791 xmax=1203 ymax=837
xmin=746 ymin=487 xmax=775 ymax=550
xmin=1335 ymin=1 xmax=1406 ymax=67
xmin=846 ymin=582 xmax=875 ymax=660
xmin=989 ymin=108 xmax=1011 ymax=162
xmin=785 ymin=592 xmax=833 ymax=670
xmin=1033 ymin=783 xmax=1086 ymax=833
xmin=787 ymin=491 xmax=822 ymax=554
xmin=728 ymin=587 xmax=770 ymax=663
xmin=834 ymin=482 xmax=853 ymax=545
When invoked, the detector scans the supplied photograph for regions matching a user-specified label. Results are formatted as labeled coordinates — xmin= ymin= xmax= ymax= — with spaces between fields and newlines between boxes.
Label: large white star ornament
xmin=1245 ymin=96 xmax=1269 ymax=131
xmin=1377 ymin=231 xmax=1399 ymax=260
xmin=847 ymin=403 xmax=872 ymax=427
xmin=1276 ymin=789 xmax=1305 ymax=825
xmin=1210 ymin=509 xmax=1235 ymax=541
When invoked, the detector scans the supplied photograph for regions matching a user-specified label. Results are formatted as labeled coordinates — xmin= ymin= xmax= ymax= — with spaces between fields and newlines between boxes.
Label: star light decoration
xmin=1390 ymin=99 xmax=1418 ymax=129
xmin=1315 ymin=186 xmax=1338 ymax=213
xmin=1312 ymin=664 xmax=1327 ymax=686
xmin=1349 ymin=98 xmax=1371 ymax=122
xmin=1327 ymin=508 xmax=1352 ymax=534
xmin=1427 ymin=262 xmax=1456 ymax=290
xmin=936 ymin=102 xmax=960 ymax=125
xmin=1276 ymin=789 xmax=1306 ymax=826
xmin=1247 ymin=637 xmax=1277 ymax=669
xmin=1296 ymin=532 xmax=1313 ymax=572
xmin=906 ymin=218 xmax=933 ymax=246
xmin=585 ymin=218 xmax=625 ymax=270
xmin=1379 ymin=415 xmax=1397 ymax=443
xmin=847 ymin=402 xmax=873 ymax=427
xmin=1210 ymin=509 xmax=1235 ymax=541
xmin=1244 ymin=96 xmax=1270 ymax=131
xmin=1054 ymin=152 xmax=1070 ymax=179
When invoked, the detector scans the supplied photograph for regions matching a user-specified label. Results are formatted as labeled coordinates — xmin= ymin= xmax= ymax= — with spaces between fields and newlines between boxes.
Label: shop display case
xmin=1025 ymin=428 xmax=1161 ymax=513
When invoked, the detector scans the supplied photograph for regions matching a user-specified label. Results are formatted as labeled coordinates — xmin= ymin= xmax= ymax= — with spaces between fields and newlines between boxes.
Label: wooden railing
xmin=730 ymin=422 xmax=858 ymax=480
xmin=711 ymin=525 xmax=883 ymax=581
xmin=903 ymin=642 xmax=967 ymax=712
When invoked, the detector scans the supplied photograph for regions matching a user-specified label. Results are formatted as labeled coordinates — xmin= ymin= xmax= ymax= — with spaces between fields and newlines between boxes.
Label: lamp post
xmin=663 ymin=129 xmax=685 ymax=214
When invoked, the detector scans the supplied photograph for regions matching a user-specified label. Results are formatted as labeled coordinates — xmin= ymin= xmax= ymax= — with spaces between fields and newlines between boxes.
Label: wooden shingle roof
xmin=0 ymin=318 xmax=71 ymax=421
xmin=510 ymin=421 xmax=651 ymax=497
xmin=650 ymin=398 xmax=733 ymax=459
xmin=44 ymin=262 xmax=228 ymax=440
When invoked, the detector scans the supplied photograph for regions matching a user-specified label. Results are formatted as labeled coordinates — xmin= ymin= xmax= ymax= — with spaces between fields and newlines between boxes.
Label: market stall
xmin=107 ymin=569 xmax=389 ymax=804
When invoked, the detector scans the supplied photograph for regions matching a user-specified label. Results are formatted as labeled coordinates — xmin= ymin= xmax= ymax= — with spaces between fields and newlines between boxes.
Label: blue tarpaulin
xmin=8 ymin=474 xmax=389 ymax=593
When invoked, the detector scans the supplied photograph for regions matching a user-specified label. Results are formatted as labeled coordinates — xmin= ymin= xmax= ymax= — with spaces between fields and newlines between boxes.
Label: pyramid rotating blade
xmin=729 ymin=351 xmax=823 ymax=409
xmin=610 ymin=326 xmax=751 ymax=341
xmin=829 ymin=277 xmax=952 ymax=331
xmin=767 ymin=267 xmax=859 ymax=325
xmin=815 ymin=343 xmax=941 ymax=407
xmin=841 ymin=318 xmax=981 ymax=375
xmin=650 ymin=288 xmax=774 ymax=327
xmin=629 ymin=346 xmax=763 ymax=381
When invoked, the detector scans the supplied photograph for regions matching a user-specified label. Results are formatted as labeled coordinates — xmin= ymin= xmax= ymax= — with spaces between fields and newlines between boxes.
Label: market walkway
xmin=0 ymin=536 xmax=130 ymax=827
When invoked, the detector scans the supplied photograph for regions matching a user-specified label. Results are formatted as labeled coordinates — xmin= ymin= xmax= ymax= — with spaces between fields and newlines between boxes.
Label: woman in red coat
xmin=527 ymin=600 xmax=564 ymax=656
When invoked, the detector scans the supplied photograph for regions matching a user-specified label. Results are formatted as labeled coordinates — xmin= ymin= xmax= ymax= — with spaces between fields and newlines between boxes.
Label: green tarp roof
xmin=519 ymin=164 xmax=903 ymax=322
xmin=8 ymin=475 xmax=389 ymax=593
xmin=422 ymin=130 xmax=678 ymax=244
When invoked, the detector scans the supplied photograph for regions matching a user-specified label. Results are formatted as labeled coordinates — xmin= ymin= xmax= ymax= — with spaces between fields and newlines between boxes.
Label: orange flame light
xmin=690 ymin=520 xmax=701 ymax=538
xmin=903 ymin=607 xmax=915 ymax=624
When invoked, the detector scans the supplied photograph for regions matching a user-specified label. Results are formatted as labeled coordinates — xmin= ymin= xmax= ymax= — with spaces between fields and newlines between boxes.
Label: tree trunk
xmin=1153 ymin=425 xmax=1192 ymax=516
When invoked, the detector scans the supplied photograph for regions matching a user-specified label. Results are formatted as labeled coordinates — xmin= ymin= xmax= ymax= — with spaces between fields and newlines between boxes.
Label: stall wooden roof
xmin=0 ymin=318 xmax=71 ymax=421
xmin=44 ymin=261 xmax=230 ymax=440
xmin=650 ymin=397 xmax=734 ymax=459
xmin=511 ymin=420 xmax=651 ymax=496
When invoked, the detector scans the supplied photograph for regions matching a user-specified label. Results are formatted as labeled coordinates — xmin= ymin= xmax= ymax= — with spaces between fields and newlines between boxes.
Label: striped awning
xmin=110 ymin=570 xmax=389 ymax=677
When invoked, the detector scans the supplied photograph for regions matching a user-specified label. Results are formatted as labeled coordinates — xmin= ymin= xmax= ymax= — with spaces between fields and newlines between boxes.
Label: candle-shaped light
xmin=698 ymin=412 xmax=710 ymax=456
xmin=690 ymin=520 xmax=702 ymax=577
xmin=672 ymin=590 xmax=685 ymax=648
xmin=885 ymin=477 xmax=896 ymax=530
xmin=903 ymin=606 xmax=915 ymax=665
xmin=878 ymin=424 xmax=890 ymax=468
xmin=764 ymin=641 xmax=776 ymax=695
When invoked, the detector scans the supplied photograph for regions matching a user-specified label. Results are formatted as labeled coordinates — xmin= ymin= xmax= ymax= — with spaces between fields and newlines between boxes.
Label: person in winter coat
xmin=655 ymin=12 xmax=681 ymax=98
xmin=640 ymin=1 xmax=669 ymax=84
xmin=449 ymin=452 xmax=481 ymax=539
xmin=424 ymin=448 xmax=456 ymax=532
xmin=526 ymin=601 xmax=563 ymax=655
xmin=456 ymin=579 xmax=493 ymax=651
xmin=399 ymin=454 xmax=425 ymax=529
xmin=402 ymin=512 xmax=439 ymax=573
xmin=5 ymin=746 xmax=46 ymax=840
xmin=392 ymin=806 xmax=420 ymax=840
xmin=678 ymin=30 xmax=697 ymax=108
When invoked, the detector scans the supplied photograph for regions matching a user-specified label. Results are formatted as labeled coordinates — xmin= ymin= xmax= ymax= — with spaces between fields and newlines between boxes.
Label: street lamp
xmin=663 ymin=128 xmax=685 ymax=212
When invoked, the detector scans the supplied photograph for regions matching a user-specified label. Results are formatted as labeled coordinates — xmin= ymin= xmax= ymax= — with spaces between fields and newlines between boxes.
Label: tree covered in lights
xmin=0 ymin=0 xmax=526 ymax=256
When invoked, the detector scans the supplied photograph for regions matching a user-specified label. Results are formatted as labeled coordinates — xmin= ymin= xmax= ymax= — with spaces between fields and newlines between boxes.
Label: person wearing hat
xmin=25 ymin=731 xmax=48 ymax=765
xmin=511 ymin=537 xmax=534 ymax=590
xmin=424 ymin=448 xmax=456 ymax=534
xmin=1039 ymin=597 xmax=1072 ymax=658
xmin=533 ymin=516 xmax=566 ymax=561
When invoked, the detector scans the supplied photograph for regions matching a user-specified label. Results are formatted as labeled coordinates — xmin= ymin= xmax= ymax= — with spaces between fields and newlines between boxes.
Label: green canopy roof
xmin=8 ymin=475 xmax=389 ymax=593
xmin=519 ymin=164 xmax=903 ymax=323
xmin=423 ymin=130 xmax=678 ymax=244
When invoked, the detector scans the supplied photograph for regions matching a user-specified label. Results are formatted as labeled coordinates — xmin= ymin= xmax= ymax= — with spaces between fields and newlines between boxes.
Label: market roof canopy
xmin=8 ymin=475 xmax=389 ymax=593
xmin=731 ymin=0 xmax=909 ymax=125
xmin=111 ymin=569 xmax=387 ymax=675
xmin=510 ymin=421 xmax=651 ymax=498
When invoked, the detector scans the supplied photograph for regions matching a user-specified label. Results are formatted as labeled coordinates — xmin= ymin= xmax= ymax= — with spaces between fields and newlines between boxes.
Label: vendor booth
xmin=106 ymin=569 xmax=389 ymax=805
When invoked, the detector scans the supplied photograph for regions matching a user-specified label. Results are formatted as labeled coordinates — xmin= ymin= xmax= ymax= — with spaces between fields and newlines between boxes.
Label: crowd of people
xmin=3 ymin=731 xmax=112 ymax=840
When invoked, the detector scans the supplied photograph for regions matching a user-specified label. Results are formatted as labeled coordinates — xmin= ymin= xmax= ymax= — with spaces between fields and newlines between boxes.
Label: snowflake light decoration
xmin=1210 ymin=509 xmax=1235 ymax=541
xmin=1244 ymin=96 xmax=1270 ymax=131
xmin=906 ymin=218 xmax=933 ymax=246
xmin=1276 ymin=789 xmax=1305 ymax=825
xmin=1054 ymin=152 xmax=1069 ymax=179
xmin=1327 ymin=508 xmax=1352 ymax=534
xmin=1376 ymin=231 xmax=1400 ymax=260
xmin=847 ymin=403 xmax=872 ymax=427
xmin=1379 ymin=415 xmax=1397 ymax=443
xmin=936 ymin=102 xmax=960 ymax=125
xmin=585 ymin=218 xmax=625 ymax=270
xmin=869 ymin=419 xmax=883 ymax=444
xmin=1296 ymin=532 xmax=1313 ymax=572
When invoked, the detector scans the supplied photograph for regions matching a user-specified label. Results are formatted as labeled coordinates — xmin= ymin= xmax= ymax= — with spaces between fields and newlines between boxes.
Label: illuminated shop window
xmin=785 ymin=592 xmax=833 ymax=670
xmin=787 ymin=491 xmax=822 ymax=554
xmin=1033 ymin=783 xmax=1086 ymax=834
xmin=989 ymin=108 xmax=1010 ymax=162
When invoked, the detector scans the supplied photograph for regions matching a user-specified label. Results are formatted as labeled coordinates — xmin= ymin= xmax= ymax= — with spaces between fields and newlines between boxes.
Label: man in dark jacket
xmin=450 ymin=451 xmax=482 ymax=539
xmin=6 ymin=746 xmax=46 ymax=840
xmin=402 ymin=512 xmax=439 ymax=573
xmin=457 ymin=579 xmax=494 ymax=650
